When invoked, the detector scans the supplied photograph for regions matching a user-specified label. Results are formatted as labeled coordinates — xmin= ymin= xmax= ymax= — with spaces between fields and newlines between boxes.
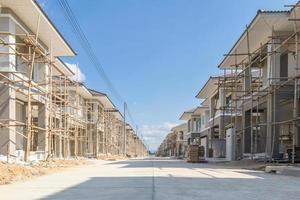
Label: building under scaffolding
xmin=218 ymin=5 xmax=300 ymax=163
xmin=157 ymin=2 xmax=300 ymax=164
xmin=0 ymin=0 xmax=148 ymax=162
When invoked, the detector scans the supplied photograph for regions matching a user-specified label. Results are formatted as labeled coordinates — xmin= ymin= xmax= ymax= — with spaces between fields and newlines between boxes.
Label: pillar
xmin=0 ymin=17 xmax=16 ymax=158
xmin=37 ymin=103 xmax=48 ymax=152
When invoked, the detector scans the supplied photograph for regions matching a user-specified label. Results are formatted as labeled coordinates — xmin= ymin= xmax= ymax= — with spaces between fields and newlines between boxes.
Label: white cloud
xmin=140 ymin=122 xmax=179 ymax=152
xmin=66 ymin=63 xmax=86 ymax=83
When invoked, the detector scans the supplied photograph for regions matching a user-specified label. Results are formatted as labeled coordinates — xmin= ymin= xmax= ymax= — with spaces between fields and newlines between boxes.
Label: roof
xmin=195 ymin=76 xmax=219 ymax=99
xmin=89 ymin=89 xmax=124 ymax=120
xmin=179 ymin=108 xmax=195 ymax=120
xmin=126 ymin=123 xmax=133 ymax=131
xmin=179 ymin=106 xmax=209 ymax=120
xmin=52 ymin=58 xmax=75 ymax=76
xmin=77 ymin=84 xmax=92 ymax=98
xmin=67 ymin=83 xmax=92 ymax=98
xmin=113 ymin=109 xmax=124 ymax=121
xmin=0 ymin=0 xmax=76 ymax=56
xmin=219 ymin=8 xmax=293 ymax=68
xmin=89 ymin=89 xmax=106 ymax=96
xmin=171 ymin=123 xmax=187 ymax=132
xmin=89 ymin=89 xmax=115 ymax=109
xmin=201 ymin=98 xmax=210 ymax=107
xmin=193 ymin=106 xmax=209 ymax=114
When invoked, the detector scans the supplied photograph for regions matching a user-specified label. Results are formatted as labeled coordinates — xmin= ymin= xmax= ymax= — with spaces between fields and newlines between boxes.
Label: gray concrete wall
xmin=0 ymin=75 xmax=16 ymax=156
xmin=0 ymin=17 xmax=16 ymax=157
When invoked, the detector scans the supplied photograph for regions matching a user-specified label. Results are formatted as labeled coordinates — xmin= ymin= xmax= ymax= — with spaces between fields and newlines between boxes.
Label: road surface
xmin=0 ymin=158 xmax=299 ymax=200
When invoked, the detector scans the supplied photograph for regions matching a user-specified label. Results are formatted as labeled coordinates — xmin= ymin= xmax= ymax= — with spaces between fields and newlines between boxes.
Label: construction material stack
xmin=187 ymin=145 xmax=199 ymax=163
xmin=187 ymin=145 xmax=206 ymax=163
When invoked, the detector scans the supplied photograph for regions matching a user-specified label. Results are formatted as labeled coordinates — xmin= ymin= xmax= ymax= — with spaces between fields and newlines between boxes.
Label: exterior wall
xmin=0 ymin=16 xmax=17 ymax=157
xmin=208 ymin=87 xmax=230 ymax=158
xmin=0 ymin=74 xmax=16 ymax=157
xmin=229 ymin=32 xmax=300 ymax=161
xmin=0 ymin=15 xmax=50 ymax=160
xmin=86 ymin=99 xmax=106 ymax=157
xmin=157 ymin=124 xmax=188 ymax=158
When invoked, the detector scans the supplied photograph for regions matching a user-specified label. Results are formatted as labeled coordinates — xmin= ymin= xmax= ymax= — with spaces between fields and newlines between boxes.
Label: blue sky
xmin=38 ymin=0 xmax=296 ymax=151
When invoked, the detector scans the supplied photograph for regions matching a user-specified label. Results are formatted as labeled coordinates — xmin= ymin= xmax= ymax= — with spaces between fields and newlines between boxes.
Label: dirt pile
xmin=97 ymin=154 xmax=127 ymax=161
xmin=0 ymin=159 xmax=89 ymax=185
xmin=0 ymin=162 xmax=36 ymax=184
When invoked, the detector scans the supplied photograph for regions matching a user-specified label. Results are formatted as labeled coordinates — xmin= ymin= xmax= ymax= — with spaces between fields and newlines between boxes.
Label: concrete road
xmin=1 ymin=158 xmax=300 ymax=200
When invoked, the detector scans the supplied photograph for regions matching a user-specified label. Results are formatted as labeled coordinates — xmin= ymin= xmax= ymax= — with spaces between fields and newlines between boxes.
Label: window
xmin=193 ymin=118 xmax=197 ymax=131
xmin=226 ymin=94 xmax=232 ymax=108
xmin=196 ymin=118 xmax=201 ymax=131
xmin=280 ymin=53 xmax=288 ymax=81
xmin=179 ymin=131 xmax=184 ymax=140
xmin=201 ymin=115 xmax=205 ymax=126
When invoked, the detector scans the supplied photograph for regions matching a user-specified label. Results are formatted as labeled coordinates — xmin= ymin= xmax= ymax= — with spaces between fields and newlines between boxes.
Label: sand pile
xmin=0 ymin=159 xmax=89 ymax=185
xmin=97 ymin=154 xmax=127 ymax=161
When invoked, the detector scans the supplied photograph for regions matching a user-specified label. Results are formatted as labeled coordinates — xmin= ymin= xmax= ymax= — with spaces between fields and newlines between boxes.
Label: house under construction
xmin=0 ymin=0 xmax=148 ymax=162
xmin=218 ymin=4 xmax=300 ymax=163
xmin=158 ymin=2 xmax=300 ymax=164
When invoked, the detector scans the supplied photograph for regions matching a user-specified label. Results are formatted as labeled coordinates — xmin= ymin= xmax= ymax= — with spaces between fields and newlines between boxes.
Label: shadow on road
xmin=40 ymin=174 xmax=298 ymax=200
xmin=105 ymin=158 xmax=188 ymax=169
xmin=38 ymin=159 xmax=298 ymax=200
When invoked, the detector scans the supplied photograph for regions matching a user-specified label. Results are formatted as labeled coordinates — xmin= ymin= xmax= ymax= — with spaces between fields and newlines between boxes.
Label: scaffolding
xmin=0 ymin=27 xmax=73 ymax=161
xmin=0 ymin=6 xmax=148 ymax=162
xmin=0 ymin=19 xmax=91 ymax=161
xmin=217 ymin=6 xmax=300 ymax=163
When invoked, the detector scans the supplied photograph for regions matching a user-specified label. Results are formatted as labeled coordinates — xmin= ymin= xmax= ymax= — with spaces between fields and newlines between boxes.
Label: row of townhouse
xmin=0 ymin=0 xmax=148 ymax=162
xmin=156 ymin=123 xmax=187 ymax=158
xmin=158 ymin=2 xmax=300 ymax=163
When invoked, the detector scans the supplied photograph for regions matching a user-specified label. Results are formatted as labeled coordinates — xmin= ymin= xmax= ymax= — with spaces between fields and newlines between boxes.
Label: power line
xmin=57 ymin=0 xmax=141 ymax=137
xmin=58 ymin=0 xmax=121 ymax=100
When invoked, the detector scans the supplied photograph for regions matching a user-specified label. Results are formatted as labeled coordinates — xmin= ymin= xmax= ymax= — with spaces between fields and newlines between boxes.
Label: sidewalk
xmin=265 ymin=165 xmax=300 ymax=177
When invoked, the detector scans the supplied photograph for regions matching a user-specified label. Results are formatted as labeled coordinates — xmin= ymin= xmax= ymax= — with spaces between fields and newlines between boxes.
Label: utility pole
xmin=136 ymin=125 xmax=138 ymax=157
xmin=123 ymin=102 xmax=127 ymax=156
